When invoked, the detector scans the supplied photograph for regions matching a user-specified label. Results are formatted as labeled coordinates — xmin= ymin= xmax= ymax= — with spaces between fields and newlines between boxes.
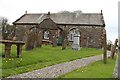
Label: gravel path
xmin=7 ymin=51 xmax=111 ymax=78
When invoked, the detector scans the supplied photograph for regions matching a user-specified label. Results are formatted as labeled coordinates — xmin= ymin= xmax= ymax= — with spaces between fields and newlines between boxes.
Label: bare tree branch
xmin=58 ymin=10 xmax=82 ymax=13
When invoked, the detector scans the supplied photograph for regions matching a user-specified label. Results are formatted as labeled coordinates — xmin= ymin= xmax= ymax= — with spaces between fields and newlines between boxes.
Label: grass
xmin=1 ymin=44 xmax=103 ymax=77
xmin=55 ymin=56 xmax=117 ymax=78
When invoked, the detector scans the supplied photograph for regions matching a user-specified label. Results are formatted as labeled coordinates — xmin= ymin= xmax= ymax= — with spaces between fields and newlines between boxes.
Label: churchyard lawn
xmin=1 ymin=44 xmax=103 ymax=77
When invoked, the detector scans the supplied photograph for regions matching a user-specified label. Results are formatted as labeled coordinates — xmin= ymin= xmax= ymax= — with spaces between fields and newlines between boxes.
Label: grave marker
xmin=72 ymin=29 xmax=80 ymax=50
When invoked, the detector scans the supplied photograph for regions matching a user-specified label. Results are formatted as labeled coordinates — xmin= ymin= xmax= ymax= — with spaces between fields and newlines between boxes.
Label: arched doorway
xmin=69 ymin=28 xmax=80 ymax=46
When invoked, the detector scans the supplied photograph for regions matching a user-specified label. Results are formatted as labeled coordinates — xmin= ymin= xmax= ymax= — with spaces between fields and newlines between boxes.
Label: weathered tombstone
xmin=25 ymin=28 xmax=36 ymax=50
xmin=62 ymin=38 xmax=67 ymax=50
xmin=111 ymin=39 xmax=118 ymax=59
xmin=52 ymin=35 xmax=57 ymax=47
xmin=51 ymin=30 xmax=57 ymax=47
xmin=86 ymin=37 xmax=89 ymax=48
xmin=25 ymin=30 xmax=31 ymax=50
xmin=36 ymin=30 xmax=43 ymax=48
xmin=62 ymin=30 xmax=68 ymax=50
xmin=72 ymin=30 xmax=80 ymax=50
xmin=103 ymin=29 xmax=107 ymax=64
xmin=72 ymin=29 xmax=80 ymax=50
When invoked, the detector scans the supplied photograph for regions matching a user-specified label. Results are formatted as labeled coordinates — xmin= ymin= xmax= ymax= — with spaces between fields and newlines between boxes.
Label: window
xmin=44 ymin=31 xmax=49 ymax=39
xmin=69 ymin=29 xmax=79 ymax=41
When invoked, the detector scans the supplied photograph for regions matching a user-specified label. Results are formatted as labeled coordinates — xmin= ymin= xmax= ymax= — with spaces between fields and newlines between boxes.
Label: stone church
xmin=12 ymin=11 xmax=105 ymax=48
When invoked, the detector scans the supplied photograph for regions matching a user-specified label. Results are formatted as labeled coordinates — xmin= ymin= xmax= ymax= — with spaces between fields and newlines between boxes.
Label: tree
xmin=0 ymin=16 xmax=13 ymax=40
xmin=107 ymin=40 xmax=113 ymax=45
xmin=0 ymin=17 xmax=8 ymax=31
xmin=107 ymin=40 xmax=113 ymax=50
xmin=73 ymin=10 xmax=82 ymax=13
xmin=0 ymin=17 xmax=8 ymax=39
xmin=58 ymin=10 xmax=82 ymax=13
xmin=58 ymin=10 xmax=71 ymax=13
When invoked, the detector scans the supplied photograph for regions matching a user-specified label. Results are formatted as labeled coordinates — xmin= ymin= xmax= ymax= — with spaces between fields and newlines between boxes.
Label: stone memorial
xmin=72 ymin=30 xmax=80 ymax=50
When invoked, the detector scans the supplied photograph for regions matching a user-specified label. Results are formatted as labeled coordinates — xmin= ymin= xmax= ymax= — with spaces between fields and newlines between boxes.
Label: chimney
xmin=48 ymin=11 xmax=50 ymax=15
xmin=47 ymin=11 xmax=50 ymax=18
xmin=25 ymin=11 xmax=27 ymax=14
xmin=101 ymin=10 xmax=103 ymax=15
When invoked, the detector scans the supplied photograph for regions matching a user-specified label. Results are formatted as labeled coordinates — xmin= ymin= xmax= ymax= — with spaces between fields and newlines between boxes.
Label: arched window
xmin=44 ymin=31 xmax=49 ymax=39
xmin=69 ymin=29 xmax=79 ymax=41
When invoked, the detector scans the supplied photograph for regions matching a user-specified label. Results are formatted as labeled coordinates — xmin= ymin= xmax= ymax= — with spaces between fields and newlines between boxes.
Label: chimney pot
xmin=101 ymin=10 xmax=103 ymax=14
xmin=25 ymin=11 xmax=27 ymax=14
xmin=48 ymin=12 xmax=50 ymax=15
xmin=47 ymin=12 xmax=50 ymax=18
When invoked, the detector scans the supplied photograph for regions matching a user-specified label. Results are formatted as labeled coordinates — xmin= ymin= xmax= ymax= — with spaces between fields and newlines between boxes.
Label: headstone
xmin=72 ymin=30 xmax=80 ymax=50
xmin=62 ymin=38 xmax=67 ymax=50
xmin=86 ymin=37 xmax=89 ymax=48
xmin=52 ymin=35 xmax=57 ymax=47
xmin=25 ymin=29 xmax=36 ymax=50
xmin=111 ymin=39 xmax=118 ymax=59
xmin=36 ymin=30 xmax=43 ymax=48
xmin=61 ymin=30 xmax=68 ymax=50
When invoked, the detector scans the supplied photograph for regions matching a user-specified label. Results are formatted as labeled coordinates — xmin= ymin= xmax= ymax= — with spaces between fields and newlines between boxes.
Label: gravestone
xmin=62 ymin=38 xmax=67 ymax=50
xmin=72 ymin=30 xmax=80 ymax=50
xmin=36 ymin=30 xmax=43 ymax=48
xmin=61 ymin=30 xmax=68 ymax=50
xmin=52 ymin=35 xmax=57 ymax=47
xmin=111 ymin=39 xmax=118 ymax=59
xmin=25 ymin=28 xmax=37 ymax=50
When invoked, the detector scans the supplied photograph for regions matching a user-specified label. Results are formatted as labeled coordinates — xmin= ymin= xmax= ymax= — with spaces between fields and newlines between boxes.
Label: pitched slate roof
xmin=13 ymin=13 xmax=105 ymax=26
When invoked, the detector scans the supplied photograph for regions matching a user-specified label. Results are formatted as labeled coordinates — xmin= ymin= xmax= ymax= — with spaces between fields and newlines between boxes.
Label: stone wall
xmin=77 ymin=26 xmax=104 ymax=48
xmin=59 ymin=25 xmax=104 ymax=48
xmin=15 ymin=24 xmax=104 ymax=48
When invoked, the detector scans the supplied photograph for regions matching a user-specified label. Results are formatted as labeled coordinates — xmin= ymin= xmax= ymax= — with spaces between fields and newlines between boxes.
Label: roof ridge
xmin=26 ymin=13 xmax=47 ymax=15
xmin=13 ymin=12 xmax=104 ymax=27
xmin=55 ymin=13 xmax=101 ymax=14
xmin=26 ymin=13 xmax=101 ymax=15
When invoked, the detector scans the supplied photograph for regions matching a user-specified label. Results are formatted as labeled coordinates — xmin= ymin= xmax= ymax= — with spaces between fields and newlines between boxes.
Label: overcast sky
xmin=0 ymin=0 xmax=119 ymax=43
